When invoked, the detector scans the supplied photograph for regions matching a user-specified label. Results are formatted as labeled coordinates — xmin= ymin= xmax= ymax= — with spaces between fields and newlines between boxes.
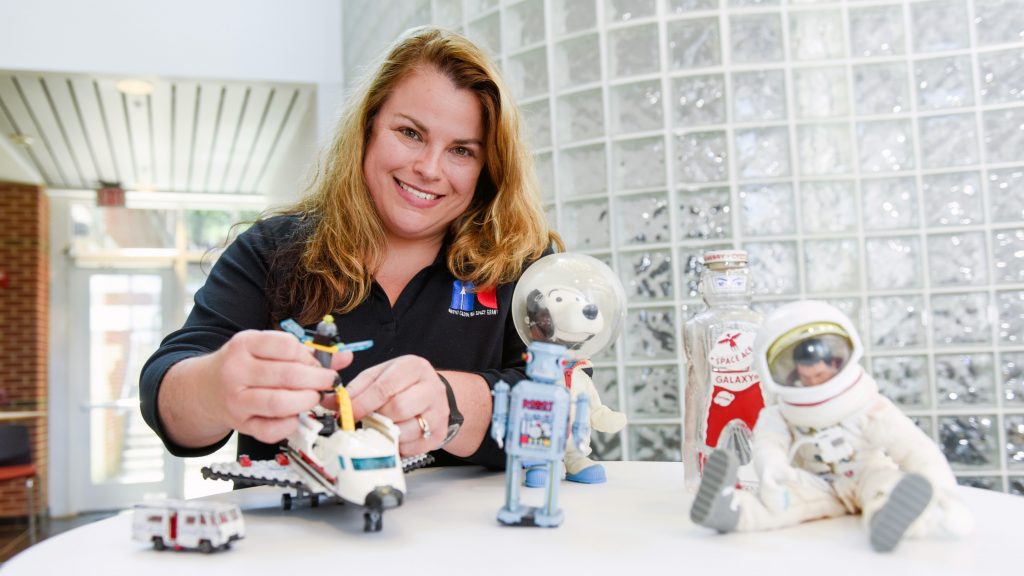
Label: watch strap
xmin=436 ymin=372 xmax=464 ymax=445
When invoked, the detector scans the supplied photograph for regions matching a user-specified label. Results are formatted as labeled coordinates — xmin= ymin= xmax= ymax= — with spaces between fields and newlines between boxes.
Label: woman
xmin=140 ymin=27 xmax=561 ymax=469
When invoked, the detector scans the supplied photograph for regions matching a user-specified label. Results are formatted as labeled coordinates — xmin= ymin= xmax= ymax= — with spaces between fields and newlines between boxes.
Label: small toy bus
xmin=132 ymin=499 xmax=245 ymax=553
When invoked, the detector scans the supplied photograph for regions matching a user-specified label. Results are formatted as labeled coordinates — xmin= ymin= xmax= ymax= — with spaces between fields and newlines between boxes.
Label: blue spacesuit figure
xmin=491 ymin=341 xmax=591 ymax=527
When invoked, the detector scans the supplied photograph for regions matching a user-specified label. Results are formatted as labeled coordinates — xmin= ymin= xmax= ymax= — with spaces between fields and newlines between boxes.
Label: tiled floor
xmin=0 ymin=511 xmax=119 ymax=564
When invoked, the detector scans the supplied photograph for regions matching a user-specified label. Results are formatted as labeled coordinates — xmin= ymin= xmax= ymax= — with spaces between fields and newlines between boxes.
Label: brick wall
xmin=0 ymin=182 xmax=48 ymax=519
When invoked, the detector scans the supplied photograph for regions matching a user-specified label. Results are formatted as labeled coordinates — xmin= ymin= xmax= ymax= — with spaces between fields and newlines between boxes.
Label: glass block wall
xmin=342 ymin=0 xmax=1024 ymax=494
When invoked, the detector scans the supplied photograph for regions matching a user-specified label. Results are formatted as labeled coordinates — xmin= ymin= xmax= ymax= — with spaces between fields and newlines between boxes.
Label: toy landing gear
xmin=280 ymin=489 xmax=321 ymax=510
xmin=364 ymin=508 xmax=383 ymax=532
xmin=362 ymin=486 xmax=403 ymax=533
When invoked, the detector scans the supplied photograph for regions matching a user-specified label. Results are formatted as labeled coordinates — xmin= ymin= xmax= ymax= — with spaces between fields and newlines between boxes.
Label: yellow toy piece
xmin=336 ymin=385 xmax=355 ymax=432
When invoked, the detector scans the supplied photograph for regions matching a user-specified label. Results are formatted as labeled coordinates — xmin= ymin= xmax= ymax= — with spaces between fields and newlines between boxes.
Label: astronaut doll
xmin=690 ymin=300 xmax=972 ymax=552
xmin=491 ymin=253 xmax=626 ymax=526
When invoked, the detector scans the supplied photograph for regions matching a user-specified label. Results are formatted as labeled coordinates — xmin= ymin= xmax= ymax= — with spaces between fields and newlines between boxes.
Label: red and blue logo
xmin=450 ymin=280 xmax=497 ymax=316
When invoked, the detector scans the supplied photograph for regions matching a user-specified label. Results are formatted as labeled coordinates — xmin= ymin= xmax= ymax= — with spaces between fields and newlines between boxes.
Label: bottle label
xmin=709 ymin=329 xmax=758 ymax=389
xmin=704 ymin=328 xmax=764 ymax=449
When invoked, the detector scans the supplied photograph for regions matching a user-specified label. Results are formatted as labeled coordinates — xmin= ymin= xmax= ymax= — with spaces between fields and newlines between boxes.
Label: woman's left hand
xmin=345 ymin=355 xmax=450 ymax=455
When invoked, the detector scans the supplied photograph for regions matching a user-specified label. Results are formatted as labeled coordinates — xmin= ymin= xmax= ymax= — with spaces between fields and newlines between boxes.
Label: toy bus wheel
xmin=311 ymin=494 xmax=320 ymax=508
xmin=364 ymin=509 xmax=382 ymax=532
xmin=281 ymin=493 xmax=293 ymax=510
xmin=152 ymin=537 xmax=165 ymax=551
xmin=199 ymin=540 xmax=214 ymax=554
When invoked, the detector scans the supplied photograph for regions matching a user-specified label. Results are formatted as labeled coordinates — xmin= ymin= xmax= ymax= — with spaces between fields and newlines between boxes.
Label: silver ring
xmin=416 ymin=415 xmax=432 ymax=439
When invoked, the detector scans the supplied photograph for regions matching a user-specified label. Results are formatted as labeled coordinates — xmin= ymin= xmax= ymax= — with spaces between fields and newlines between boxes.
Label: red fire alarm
xmin=0 ymin=270 xmax=8 ymax=289
xmin=97 ymin=182 xmax=126 ymax=207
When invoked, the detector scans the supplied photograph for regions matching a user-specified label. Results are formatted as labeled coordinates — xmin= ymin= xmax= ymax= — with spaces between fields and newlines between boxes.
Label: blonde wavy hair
xmin=271 ymin=27 xmax=561 ymax=324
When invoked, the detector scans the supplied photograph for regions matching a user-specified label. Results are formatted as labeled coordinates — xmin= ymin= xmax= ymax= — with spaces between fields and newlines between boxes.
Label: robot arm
xmin=491 ymin=381 xmax=511 ymax=449
xmin=571 ymin=393 xmax=591 ymax=452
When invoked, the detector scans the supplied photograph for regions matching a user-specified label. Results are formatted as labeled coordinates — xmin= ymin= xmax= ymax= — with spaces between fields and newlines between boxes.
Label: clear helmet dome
xmin=766 ymin=325 xmax=855 ymax=389
xmin=511 ymin=253 xmax=626 ymax=360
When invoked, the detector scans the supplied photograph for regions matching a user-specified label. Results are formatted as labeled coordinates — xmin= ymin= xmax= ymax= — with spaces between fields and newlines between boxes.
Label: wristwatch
xmin=436 ymin=372 xmax=464 ymax=446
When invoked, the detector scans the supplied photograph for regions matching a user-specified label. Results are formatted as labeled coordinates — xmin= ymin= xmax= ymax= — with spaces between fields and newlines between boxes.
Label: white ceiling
xmin=0 ymin=70 xmax=315 ymax=194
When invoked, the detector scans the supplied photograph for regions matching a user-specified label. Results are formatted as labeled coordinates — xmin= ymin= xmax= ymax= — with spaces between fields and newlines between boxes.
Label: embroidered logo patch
xmin=449 ymin=280 xmax=498 ymax=317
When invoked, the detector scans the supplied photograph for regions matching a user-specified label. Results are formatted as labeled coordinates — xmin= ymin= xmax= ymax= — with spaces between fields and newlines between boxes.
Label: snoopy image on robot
xmin=491 ymin=253 xmax=626 ymax=527
xmin=690 ymin=300 xmax=973 ymax=552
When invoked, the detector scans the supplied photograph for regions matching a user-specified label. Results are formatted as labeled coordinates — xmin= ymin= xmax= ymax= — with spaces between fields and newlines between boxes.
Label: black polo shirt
xmin=139 ymin=215 xmax=529 ymax=470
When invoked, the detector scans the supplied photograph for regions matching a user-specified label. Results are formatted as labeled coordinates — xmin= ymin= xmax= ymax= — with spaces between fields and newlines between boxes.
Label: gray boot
xmin=690 ymin=449 xmax=740 ymax=533
xmin=868 ymin=473 xmax=933 ymax=553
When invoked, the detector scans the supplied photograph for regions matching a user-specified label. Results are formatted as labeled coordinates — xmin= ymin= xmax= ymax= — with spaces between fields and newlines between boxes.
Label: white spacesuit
xmin=563 ymin=359 xmax=627 ymax=480
xmin=691 ymin=300 xmax=972 ymax=552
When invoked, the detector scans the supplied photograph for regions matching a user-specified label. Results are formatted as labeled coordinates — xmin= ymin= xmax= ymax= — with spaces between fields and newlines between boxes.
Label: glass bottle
xmin=683 ymin=249 xmax=765 ymax=491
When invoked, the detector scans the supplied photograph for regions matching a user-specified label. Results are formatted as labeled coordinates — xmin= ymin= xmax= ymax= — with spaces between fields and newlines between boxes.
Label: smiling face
xmin=363 ymin=65 xmax=486 ymax=245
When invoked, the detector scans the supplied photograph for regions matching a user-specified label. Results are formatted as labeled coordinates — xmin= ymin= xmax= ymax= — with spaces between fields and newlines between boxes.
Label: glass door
xmin=68 ymin=267 xmax=183 ymax=512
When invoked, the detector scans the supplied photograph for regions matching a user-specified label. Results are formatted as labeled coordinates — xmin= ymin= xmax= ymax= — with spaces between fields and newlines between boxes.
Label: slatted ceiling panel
xmin=123 ymin=93 xmax=152 ymax=188
xmin=221 ymin=85 xmax=272 ymax=193
xmin=230 ymin=87 xmax=279 ymax=192
xmin=68 ymin=77 xmax=118 ymax=185
xmin=188 ymin=84 xmax=223 ymax=193
xmin=43 ymin=77 xmax=100 ymax=187
xmin=1 ymin=69 xmax=313 ymax=194
xmin=94 ymin=79 xmax=136 ymax=186
xmin=149 ymin=82 xmax=173 ymax=192
xmin=251 ymin=86 xmax=313 ymax=192
xmin=240 ymin=87 xmax=299 ymax=193
xmin=205 ymin=85 xmax=248 ymax=193
xmin=171 ymin=81 xmax=198 ymax=191
xmin=0 ymin=75 xmax=64 ymax=186
xmin=0 ymin=105 xmax=36 ymax=175
xmin=17 ymin=75 xmax=83 ymax=188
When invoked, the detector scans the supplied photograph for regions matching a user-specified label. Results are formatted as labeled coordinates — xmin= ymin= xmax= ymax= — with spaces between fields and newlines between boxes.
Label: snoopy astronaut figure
xmin=691 ymin=300 xmax=972 ymax=552
xmin=491 ymin=253 xmax=627 ymax=527
xmin=520 ymin=285 xmax=627 ymax=486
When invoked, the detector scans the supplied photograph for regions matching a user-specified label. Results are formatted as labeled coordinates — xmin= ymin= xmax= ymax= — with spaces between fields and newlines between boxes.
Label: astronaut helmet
xmin=512 ymin=253 xmax=625 ymax=360
xmin=754 ymin=300 xmax=878 ymax=428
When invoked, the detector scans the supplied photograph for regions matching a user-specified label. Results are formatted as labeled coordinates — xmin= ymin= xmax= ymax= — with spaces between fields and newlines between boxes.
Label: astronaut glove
xmin=758 ymin=463 xmax=798 ymax=513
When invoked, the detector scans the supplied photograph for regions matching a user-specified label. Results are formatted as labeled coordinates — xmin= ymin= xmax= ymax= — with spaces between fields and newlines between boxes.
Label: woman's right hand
xmin=158 ymin=329 xmax=352 ymax=448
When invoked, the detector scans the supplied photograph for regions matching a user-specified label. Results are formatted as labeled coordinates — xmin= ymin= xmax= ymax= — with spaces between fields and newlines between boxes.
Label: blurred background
xmin=0 ymin=0 xmax=1021 ymax=554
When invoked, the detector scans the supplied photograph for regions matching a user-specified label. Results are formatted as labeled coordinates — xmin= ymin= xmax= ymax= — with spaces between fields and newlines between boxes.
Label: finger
xmin=248 ymin=361 xmax=339 ymax=391
xmin=318 ymin=392 xmax=339 ymax=411
xmin=395 ymin=408 xmax=445 ymax=454
xmin=330 ymin=350 xmax=354 ymax=372
xmin=239 ymin=415 xmax=302 ymax=445
xmin=343 ymin=359 xmax=394 ymax=396
xmin=348 ymin=362 xmax=422 ymax=418
xmin=372 ymin=382 xmax=437 ymax=423
xmin=240 ymin=388 xmax=321 ymax=420
xmin=240 ymin=330 xmax=320 ymax=366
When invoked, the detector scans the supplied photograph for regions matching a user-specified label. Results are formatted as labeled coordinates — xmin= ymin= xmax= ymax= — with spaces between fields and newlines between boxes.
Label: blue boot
xmin=565 ymin=463 xmax=607 ymax=484
xmin=524 ymin=464 xmax=548 ymax=488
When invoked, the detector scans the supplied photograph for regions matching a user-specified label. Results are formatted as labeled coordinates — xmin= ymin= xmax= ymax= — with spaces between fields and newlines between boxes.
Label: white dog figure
xmin=524 ymin=286 xmax=627 ymax=485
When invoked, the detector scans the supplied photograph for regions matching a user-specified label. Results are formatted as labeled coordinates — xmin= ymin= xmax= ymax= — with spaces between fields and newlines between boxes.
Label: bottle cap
xmin=702 ymin=249 xmax=748 ymax=266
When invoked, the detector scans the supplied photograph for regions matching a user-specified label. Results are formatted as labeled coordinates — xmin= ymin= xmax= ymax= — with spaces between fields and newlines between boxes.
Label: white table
xmin=2 ymin=462 xmax=1018 ymax=575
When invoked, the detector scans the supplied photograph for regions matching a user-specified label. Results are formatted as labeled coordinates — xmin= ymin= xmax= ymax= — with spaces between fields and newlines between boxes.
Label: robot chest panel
xmin=507 ymin=382 xmax=570 ymax=457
